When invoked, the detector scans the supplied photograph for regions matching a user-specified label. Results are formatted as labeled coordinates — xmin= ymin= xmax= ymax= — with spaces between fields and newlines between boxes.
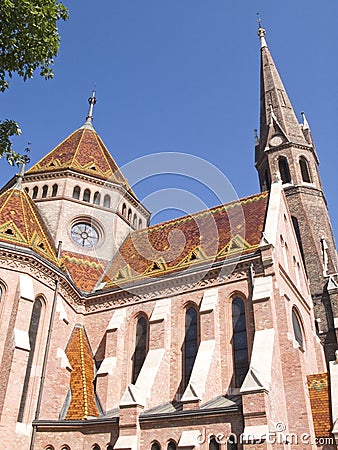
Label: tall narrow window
xmin=17 ymin=298 xmax=43 ymax=422
xmin=51 ymin=184 xmax=58 ymax=197
xmin=291 ymin=216 xmax=306 ymax=268
xmin=232 ymin=298 xmax=249 ymax=387
xmin=73 ymin=186 xmax=80 ymax=199
xmin=24 ymin=187 xmax=29 ymax=194
xmin=42 ymin=185 xmax=48 ymax=198
xmin=128 ymin=208 xmax=132 ymax=222
xmin=93 ymin=191 xmax=101 ymax=205
xmin=138 ymin=219 xmax=143 ymax=230
xmin=122 ymin=203 xmax=127 ymax=217
xmin=209 ymin=438 xmax=220 ymax=450
xmin=292 ymin=308 xmax=304 ymax=351
xmin=83 ymin=189 xmax=90 ymax=202
xmin=300 ymin=157 xmax=311 ymax=183
xmin=103 ymin=194 xmax=111 ymax=208
xmin=278 ymin=156 xmax=291 ymax=184
xmin=167 ymin=442 xmax=177 ymax=450
xmin=132 ymin=316 xmax=148 ymax=384
xmin=32 ymin=186 xmax=38 ymax=199
xmin=184 ymin=306 xmax=199 ymax=389
xmin=133 ymin=214 xmax=137 ymax=228
xmin=0 ymin=285 xmax=3 ymax=302
xmin=151 ymin=443 xmax=161 ymax=450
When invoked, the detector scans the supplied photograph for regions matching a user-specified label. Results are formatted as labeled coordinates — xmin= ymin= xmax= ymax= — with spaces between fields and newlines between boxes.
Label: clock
xmin=269 ymin=135 xmax=283 ymax=147
xmin=71 ymin=222 xmax=99 ymax=248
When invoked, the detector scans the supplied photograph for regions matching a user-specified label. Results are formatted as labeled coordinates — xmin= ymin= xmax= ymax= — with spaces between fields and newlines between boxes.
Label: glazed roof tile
xmin=27 ymin=127 xmax=132 ymax=190
xmin=65 ymin=325 xmax=99 ymax=420
xmin=307 ymin=373 xmax=333 ymax=438
xmin=0 ymin=187 xmax=58 ymax=264
xmin=102 ymin=192 xmax=269 ymax=289
xmin=62 ymin=251 xmax=107 ymax=292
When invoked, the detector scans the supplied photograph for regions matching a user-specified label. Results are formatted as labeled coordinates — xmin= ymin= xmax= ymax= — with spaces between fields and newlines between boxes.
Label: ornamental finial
xmin=86 ymin=89 xmax=97 ymax=123
xmin=257 ymin=15 xmax=268 ymax=49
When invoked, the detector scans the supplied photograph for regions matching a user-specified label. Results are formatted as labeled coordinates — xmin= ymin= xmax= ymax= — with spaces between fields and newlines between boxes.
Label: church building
xmin=0 ymin=25 xmax=337 ymax=450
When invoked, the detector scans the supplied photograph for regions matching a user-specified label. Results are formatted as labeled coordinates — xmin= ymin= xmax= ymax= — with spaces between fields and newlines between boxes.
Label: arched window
xmin=92 ymin=445 xmax=101 ymax=450
xmin=103 ymin=194 xmax=111 ymax=208
xmin=73 ymin=186 xmax=80 ymax=199
xmin=93 ymin=191 xmax=101 ymax=205
xmin=24 ymin=187 xmax=29 ymax=194
xmin=232 ymin=298 xmax=249 ymax=387
xmin=184 ymin=306 xmax=199 ymax=389
xmin=138 ymin=219 xmax=143 ymax=230
xmin=17 ymin=298 xmax=43 ymax=422
xmin=42 ymin=185 xmax=48 ymax=198
xmin=61 ymin=446 xmax=71 ymax=450
xmin=128 ymin=208 xmax=132 ymax=222
xmin=167 ymin=442 xmax=177 ymax=450
xmin=45 ymin=446 xmax=55 ymax=450
xmin=122 ymin=203 xmax=127 ymax=217
xmin=300 ymin=157 xmax=311 ymax=183
xmin=151 ymin=443 xmax=161 ymax=450
xmin=292 ymin=308 xmax=304 ymax=351
xmin=0 ymin=285 xmax=3 ymax=302
xmin=51 ymin=184 xmax=58 ymax=197
xmin=133 ymin=214 xmax=137 ymax=228
xmin=32 ymin=186 xmax=38 ymax=199
xmin=209 ymin=438 xmax=220 ymax=450
xmin=278 ymin=156 xmax=291 ymax=184
xmin=83 ymin=189 xmax=90 ymax=202
xmin=132 ymin=316 xmax=149 ymax=384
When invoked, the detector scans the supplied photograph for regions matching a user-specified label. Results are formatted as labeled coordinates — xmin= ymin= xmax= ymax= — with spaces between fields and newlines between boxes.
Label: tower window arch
xmin=292 ymin=307 xmax=305 ymax=351
xmin=73 ymin=186 xmax=80 ymax=199
xmin=183 ymin=305 xmax=199 ymax=389
xmin=103 ymin=194 xmax=111 ymax=208
xmin=132 ymin=316 xmax=149 ymax=384
xmin=32 ymin=186 xmax=38 ymax=199
xmin=42 ymin=185 xmax=48 ymax=198
xmin=83 ymin=189 xmax=90 ymax=202
xmin=138 ymin=219 xmax=143 ymax=230
xmin=92 ymin=445 xmax=101 ymax=450
xmin=232 ymin=297 xmax=249 ymax=387
xmin=300 ymin=156 xmax=311 ymax=183
xmin=167 ymin=441 xmax=177 ymax=450
xmin=278 ymin=156 xmax=291 ymax=184
xmin=128 ymin=208 xmax=132 ymax=222
xmin=17 ymin=298 xmax=43 ymax=422
xmin=122 ymin=203 xmax=127 ymax=217
xmin=151 ymin=443 xmax=161 ymax=450
xmin=51 ymin=184 xmax=58 ymax=197
xmin=93 ymin=191 xmax=101 ymax=205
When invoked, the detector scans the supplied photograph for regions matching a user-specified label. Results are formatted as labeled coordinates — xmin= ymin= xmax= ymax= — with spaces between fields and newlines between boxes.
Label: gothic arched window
xmin=83 ymin=189 xmax=90 ymax=202
xmin=138 ymin=219 xmax=143 ymax=230
xmin=128 ymin=208 xmax=132 ymax=222
xmin=209 ymin=438 xmax=220 ymax=450
xmin=278 ymin=156 xmax=291 ymax=184
xmin=51 ymin=184 xmax=58 ymax=197
xmin=42 ymin=185 xmax=48 ymax=198
xmin=232 ymin=298 xmax=249 ymax=387
xmin=104 ymin=194 xmax=111 ymax=208
xmin=292 ymin=307 xmax=304 ymax=351
xmin=300 ymin=157 xmax=311 ymax=183
xmin=73 ymin=186 xmax=80 ymax=199
xmin=151 ymin=443 xmax=161 ymax=450
xmin=184 ymin=306 xmax=199 ymax=389
xmin=92 ymin=445 xmax=101 ymax=450
xmin=17 ymin=298 xmax=43 ymax=422
xmin=93 ymin=191 xmax=101 ymax=205
xmin=133 ymin=214 xmax=137 ymax=228
xmin=291 ymin=216 xmax=306 ymax=268
xmin=132 ymin=316 xmax=149 ymax=384
xmin=167 ymin=441 xmax=177 ymax=450
xmin=122 ymin=203 xmax=127 ymax=217
xmin=32 ymin=186 xmax=38 ymax=199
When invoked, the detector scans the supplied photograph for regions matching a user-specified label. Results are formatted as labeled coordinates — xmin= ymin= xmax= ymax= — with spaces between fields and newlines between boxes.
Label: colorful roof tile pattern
xmin=27 ymin=127 xmax=132 ymax=189
xmin=102 ymin=192 xmax=269 ymax=288
xmin=0 ymin=187 xmax=58 ymax=264
xmin=307 ymin=372 xmax=332 ymax=438
xmin=62 ymin=251 xmax=107 ymax=292
xmin=65 ymin=325 xmax=99 ymax=420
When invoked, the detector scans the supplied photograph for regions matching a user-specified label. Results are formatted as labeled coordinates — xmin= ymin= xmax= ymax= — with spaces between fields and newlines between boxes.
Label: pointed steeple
xmin=257 ymin=26 xmax=308 ymax=157
xmin=80 ymin=90 xmax=97 ymax=131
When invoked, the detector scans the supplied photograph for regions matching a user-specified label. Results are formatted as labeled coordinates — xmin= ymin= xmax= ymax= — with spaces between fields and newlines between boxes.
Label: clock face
xmin=71 ymin=222 xmax=99 ymax=248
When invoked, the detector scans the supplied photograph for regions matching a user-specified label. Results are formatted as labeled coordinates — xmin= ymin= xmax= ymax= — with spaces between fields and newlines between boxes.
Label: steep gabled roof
xmin=101 ymin=191 xmax=269 ymax=289
xmin=27 ymin=126 xmax=132 ymax=189
xmin=0 ymin=186 xmax=58 ymax=265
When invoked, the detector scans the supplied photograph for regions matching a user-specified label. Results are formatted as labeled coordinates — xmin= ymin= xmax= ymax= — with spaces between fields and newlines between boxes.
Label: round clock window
xmin=71 ymin=222 xmax=99 ymax=248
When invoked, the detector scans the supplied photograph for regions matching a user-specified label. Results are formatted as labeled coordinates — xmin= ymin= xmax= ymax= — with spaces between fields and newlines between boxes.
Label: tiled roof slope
xmin=102 ymin=192 xmax=269 ymax=289
xmin=27 ymin=127 xmax=132 ymax=189
xmin=307 ymin=373 xmax=333 ymax=438
xmin=62 ymin=251 xmax=107 ymax=292
xmin=0 ymin=187 xmax=58 ymax=265
xmin=65 ymin=325 xmax=99 ymax=420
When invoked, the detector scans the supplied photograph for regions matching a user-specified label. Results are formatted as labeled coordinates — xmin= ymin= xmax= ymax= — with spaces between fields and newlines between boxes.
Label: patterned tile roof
xmin=62 ymin=251 xmax=107 ymax=292
xmin=65 ymin=325 xmax=99 ymax=420
xmin=307 ymin=373 xmax=333 ymax=438
xmin=27 ymin=127 xmax=132 ymax=189
xmin=0 ymin=186 xmax=58 ymax=264
xmin=102 ymin=192 xmax=269 ymax=289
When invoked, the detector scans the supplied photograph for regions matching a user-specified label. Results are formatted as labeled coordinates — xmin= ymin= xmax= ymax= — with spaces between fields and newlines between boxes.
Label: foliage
xmin=0 ymin=0 xmax=68 ymax=164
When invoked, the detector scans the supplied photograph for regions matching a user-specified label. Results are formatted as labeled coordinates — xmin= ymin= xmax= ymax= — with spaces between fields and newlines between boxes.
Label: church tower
xmin=255 ymin=25 xmax=338 ymax=360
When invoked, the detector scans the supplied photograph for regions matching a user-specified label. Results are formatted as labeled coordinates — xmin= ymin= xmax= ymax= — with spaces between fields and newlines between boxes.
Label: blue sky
xmin=1 ymin=1 xmax=338 ymax=236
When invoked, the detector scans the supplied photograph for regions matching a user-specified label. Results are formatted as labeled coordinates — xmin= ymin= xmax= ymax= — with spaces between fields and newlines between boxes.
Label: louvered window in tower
xmin=300 ymin=157 xmax=311 ymax=183
xmin=278 ymin=157 xmax=291 ymax=184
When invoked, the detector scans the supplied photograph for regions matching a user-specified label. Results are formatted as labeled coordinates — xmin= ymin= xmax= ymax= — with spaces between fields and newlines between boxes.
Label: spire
xmin=12 ymin=154 xmax=30 ymax=191
xmin=257 ymin=26 xmax=308 ymax=156
xmin=81 ymin=90 xmax=97 ymax=130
